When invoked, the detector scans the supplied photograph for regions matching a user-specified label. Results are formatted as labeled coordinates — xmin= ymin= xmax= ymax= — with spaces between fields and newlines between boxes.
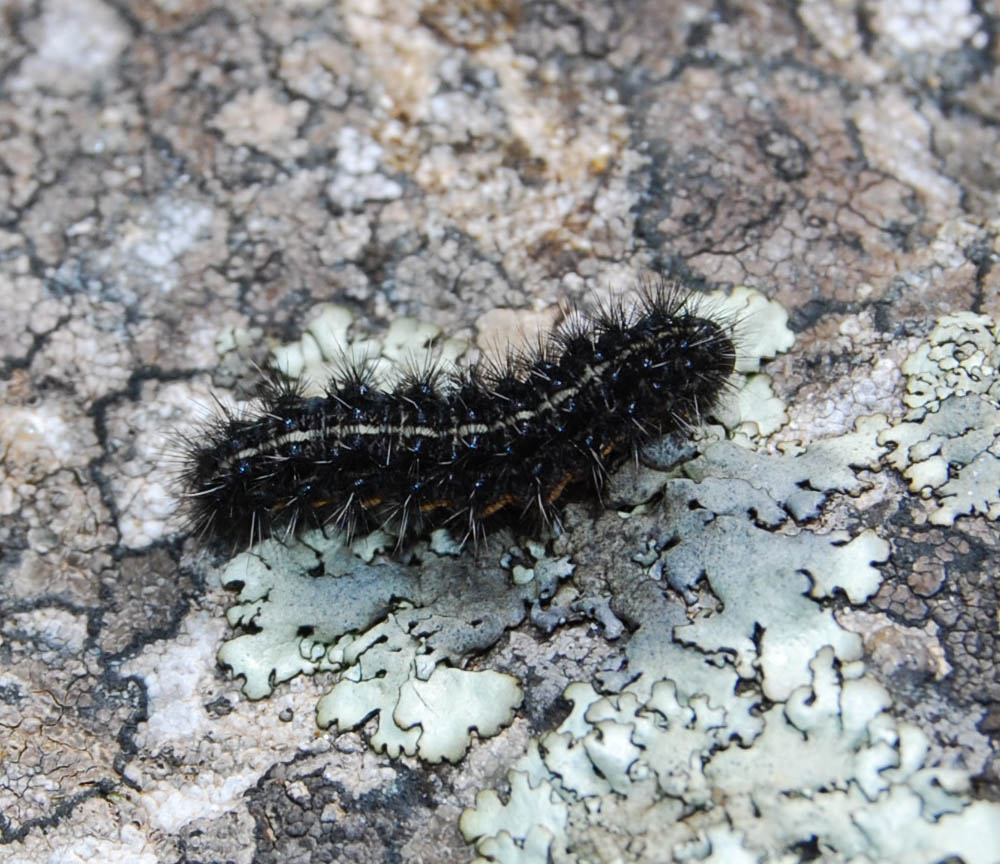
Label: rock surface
xmin=1 ymin=1 xmax=998 ymax=861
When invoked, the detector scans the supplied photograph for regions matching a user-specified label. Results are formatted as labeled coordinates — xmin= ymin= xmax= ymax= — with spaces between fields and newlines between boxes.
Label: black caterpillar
xmin=180 ymin=284 xmax=736 ymax=550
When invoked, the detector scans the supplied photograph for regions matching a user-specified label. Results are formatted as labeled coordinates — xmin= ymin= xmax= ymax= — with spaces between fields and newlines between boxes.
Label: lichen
xmin=270 ymin=302 xmax=469 ymax=390
xmin=313 ymin=614 xmax=524 ymax=762
xmin=899 ymin=313 xmax=999 ymax=412
xmin=709 ymin=285 xmax=795 ymax=438
xmin=458 ymin=309 xmax=1000 ymax=862
xmin=204 ymin=292 xmax=1000 ymax=862
xmin=461 ymin=770 xmax=569 ymax=864
xmin=213 ymin=285 xmax=789 ymax=764
xmin=216 ymin=529 xmax=565 ymax=760
xmin=879 ymin=312 xmax=1000 ymax=524
xmin=686 ymin=413 xmax=888 ymax=522
xmin=463 ymin=647 xmax=1000 ymax=864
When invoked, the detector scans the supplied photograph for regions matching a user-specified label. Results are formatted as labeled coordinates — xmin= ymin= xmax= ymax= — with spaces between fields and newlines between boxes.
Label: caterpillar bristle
xmin=178 ymin=282 xmax=738 ymax=554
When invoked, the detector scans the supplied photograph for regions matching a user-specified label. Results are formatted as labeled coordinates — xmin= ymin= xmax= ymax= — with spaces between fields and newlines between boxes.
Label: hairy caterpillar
xmin=179 ymin=284 xmax=736 ymax=550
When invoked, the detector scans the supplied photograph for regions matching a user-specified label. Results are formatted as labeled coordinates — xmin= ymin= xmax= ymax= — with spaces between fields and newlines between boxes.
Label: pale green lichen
xmin=211 ymin=296 xmax=1000 ymax=859
xmin=879 ymin=312 xmax=1000 ymax=524
xmin=899 ymin=312 xmax=999 ymax=412
xmin=611 ymin=430 xmax=891 ymax=706
xmin=207 ymin=290 xmax=1000 ymax=862
xmin=463 ymin=648 xmax=1000 ymax=864
xmin=686 ymin=413 xmax=888 ymax=522
xmin=458 ymin=309 xmax=1000 ymax=863
xmin=271 ymin=303 xmax=354 ymax=381
xmin=662 ymin=508 xmax=887 ymax=701
xmin=709 ymin=286 xmax=795 ymax=438
xmin=270 ymin=302 xmax=469 ymax=389
xmin=216 ymin=529 xmax=565 ymax=761
xmin=715 ymin=285 xmax=796 ymax=375
xmin=461 ymin=771 xmax=569 ymax=864
xmin=724 ymin=373 xmax=788 ymax=438
xmin=214 ymin=285 xmax=789 ymax=761
xmin=459 ymin=433 xmax=909 ymax=862
xmin=394 ymin=665 xmax=523 ymax=763
xmin=314 ymin=615 xmax=523 ymax=762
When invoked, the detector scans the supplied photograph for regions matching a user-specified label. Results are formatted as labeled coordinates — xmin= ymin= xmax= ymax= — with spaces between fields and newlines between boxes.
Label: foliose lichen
xmin=458 ymin=309 xmax=1000 ymax=862
xmin=878 ymin=312 xmax=1000 ymax=524
xmin=210 ymin=294 xmax=1000 ymax=862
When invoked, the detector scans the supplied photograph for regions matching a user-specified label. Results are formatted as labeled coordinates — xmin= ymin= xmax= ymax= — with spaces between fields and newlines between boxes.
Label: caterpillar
xmin=179 ymin=283 xmax=737 ymax=551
